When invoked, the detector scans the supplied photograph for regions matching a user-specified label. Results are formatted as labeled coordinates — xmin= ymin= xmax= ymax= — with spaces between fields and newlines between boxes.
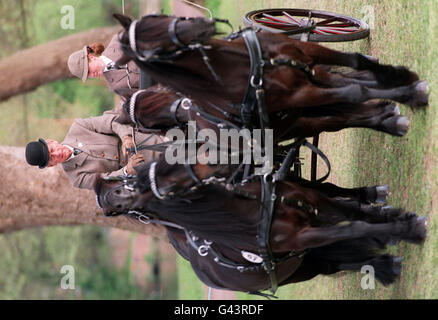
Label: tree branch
xmin=0 ymin=26 xmax=119 ymax=103
xmin=0 ymin=146 xmax=162 ymax=236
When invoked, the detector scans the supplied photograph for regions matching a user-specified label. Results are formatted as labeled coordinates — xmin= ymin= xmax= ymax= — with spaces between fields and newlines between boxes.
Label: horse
xmin=94 ymin=156 xmax=427 ymax=295
xmin=117 ymin=83 xmax=412 ymax=144
xmin=112 ymin=13 xmax=429 ymax=139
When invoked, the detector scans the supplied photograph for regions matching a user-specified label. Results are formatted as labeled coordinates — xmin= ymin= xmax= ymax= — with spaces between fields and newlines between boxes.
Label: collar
xmin=101 ymin=55 xmax=114 ymax=73
xmin=64 ymin=145 xmax=76 ymax=162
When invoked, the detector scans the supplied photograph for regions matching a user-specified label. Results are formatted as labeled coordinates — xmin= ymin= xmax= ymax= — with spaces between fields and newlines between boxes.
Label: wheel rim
xmin=248 ymin=9 xmax=368 ymax=37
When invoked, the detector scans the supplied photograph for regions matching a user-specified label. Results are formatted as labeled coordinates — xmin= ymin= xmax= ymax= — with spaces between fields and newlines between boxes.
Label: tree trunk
xmin=0 ymin=146 xmax=162 ymax=236
xmin=139 ymin=0 xmax=161 ymax=15
xmin=0 ymin=26 xmax=119 ymax=103
xmin=172 ymin=0 xmax=206 ymax=17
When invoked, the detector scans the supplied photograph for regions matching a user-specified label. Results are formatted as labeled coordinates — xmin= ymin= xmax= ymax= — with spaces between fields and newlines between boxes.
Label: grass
xmin=177 ymin=0 xmax=438 ymax=299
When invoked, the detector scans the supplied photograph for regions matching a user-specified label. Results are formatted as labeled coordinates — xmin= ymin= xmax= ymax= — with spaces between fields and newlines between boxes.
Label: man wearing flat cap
xmin=25 ymin=110 xmax=163 ymax=190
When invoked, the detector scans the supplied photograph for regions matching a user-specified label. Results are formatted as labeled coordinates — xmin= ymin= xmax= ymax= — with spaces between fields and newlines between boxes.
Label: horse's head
xmin=94 ymin=175 xmax=151 ymax=216
xmin=116 ymin=85 xmax=185 ymax=129
xmin=114 ymin=13 xmax=217 ymax=64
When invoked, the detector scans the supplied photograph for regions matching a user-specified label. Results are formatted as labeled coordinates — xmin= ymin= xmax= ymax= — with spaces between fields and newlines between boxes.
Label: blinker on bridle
xmin=127 ymin=16 xmax=224 ymax=84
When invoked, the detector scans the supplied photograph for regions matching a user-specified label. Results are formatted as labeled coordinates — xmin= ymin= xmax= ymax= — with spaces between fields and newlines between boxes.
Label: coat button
xmin=101 ymin=153 xmax=105 ymax=157
xmin=114 ymin=155 xmax=118 ymax=160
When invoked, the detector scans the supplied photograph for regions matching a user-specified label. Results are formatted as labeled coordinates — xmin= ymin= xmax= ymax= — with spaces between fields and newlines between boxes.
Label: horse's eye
xmin=115 ymin=189 xmax=121 ymax=195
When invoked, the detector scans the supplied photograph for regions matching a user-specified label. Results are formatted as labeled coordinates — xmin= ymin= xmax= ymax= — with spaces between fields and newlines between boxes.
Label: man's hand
xmin=125 ymin=154 xmax=145 ymax=175
xmin=122 ymin=135 xmax=135 ymax=158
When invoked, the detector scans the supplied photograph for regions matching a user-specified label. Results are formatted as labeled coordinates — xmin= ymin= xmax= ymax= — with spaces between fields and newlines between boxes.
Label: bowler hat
xmin=25 ymin=138 xmax=50 ymax=169
xmin=67 ymin=46 xmax=89 ymax=82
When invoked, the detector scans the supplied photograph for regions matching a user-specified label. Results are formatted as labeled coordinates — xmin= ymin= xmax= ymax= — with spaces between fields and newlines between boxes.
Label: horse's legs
xmin=286 ymin=81 xmax=428 ymax=110
xmin=282 ymin=217 xmax=427 ymax=252
xmin=295 ymin=179 xmax=389 ymax=204
xmin=282 ymin=41 xmax=419 ymax=87
xmin=280 ymin=101 xmax=410 ymax=137
xmin=280 ymin=252 xmax=401 ymax=286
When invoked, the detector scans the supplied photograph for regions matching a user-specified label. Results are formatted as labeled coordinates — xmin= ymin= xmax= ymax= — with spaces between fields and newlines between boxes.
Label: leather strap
xmin=168 ymin=18 xmax=185 ymax=47
xmin=257 ymin=175 xmax=278 ymax=294
xmin=169 ymin=98 xmax=184 ymax=126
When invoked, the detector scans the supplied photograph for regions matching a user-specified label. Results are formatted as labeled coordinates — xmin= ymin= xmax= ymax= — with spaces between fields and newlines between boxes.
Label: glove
xmin=125 ymin=153 xmax=145 ymax=175
xmin=121 ymin=135 xmax=135 ymax=158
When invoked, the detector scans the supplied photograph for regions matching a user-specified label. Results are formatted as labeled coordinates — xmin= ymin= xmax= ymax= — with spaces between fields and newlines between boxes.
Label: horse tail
xmin=303 ymin=237 xmax=401 ymax=286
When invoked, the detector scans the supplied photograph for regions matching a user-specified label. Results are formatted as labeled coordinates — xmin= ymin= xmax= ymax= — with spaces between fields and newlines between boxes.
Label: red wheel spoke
xmin=316 ymin=26 xmax=358 ymax=34
xmin=319 ymin=23 xmax=355 ymax=27
xmin=281 ymin=11 xmax=300 ymax=25
xmin=255 ymin=18 xmax=295 ymax=27
xmin=261 ymin=13 xmax=296 ymax=26
xmin=315 ymin=17 xmax=338 ymax=26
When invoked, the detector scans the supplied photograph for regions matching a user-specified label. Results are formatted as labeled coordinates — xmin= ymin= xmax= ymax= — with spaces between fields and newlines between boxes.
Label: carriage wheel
xmin=243 ymin=8 xmax=370 ymax=42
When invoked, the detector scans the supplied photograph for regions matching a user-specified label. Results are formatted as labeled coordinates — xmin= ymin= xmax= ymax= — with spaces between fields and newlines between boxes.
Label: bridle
xmin=125 ymin=15 xmax=223 ymax=83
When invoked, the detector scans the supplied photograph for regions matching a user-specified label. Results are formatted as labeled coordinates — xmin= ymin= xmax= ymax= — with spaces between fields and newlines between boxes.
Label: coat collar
xmin=62 ymin=151 xmax=87 ymax=170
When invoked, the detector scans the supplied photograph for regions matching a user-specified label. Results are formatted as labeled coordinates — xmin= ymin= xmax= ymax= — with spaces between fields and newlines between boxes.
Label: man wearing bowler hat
xmin=25 ymin=110 xmax=163 ymax=190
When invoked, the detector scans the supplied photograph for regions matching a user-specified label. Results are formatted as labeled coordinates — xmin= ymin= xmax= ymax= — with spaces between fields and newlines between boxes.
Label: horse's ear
xmin=113 ymin=13 xmax=132 ymax=30
xmin=115 ymin=54 xmax=132 ymax=66
xmin=115 ymin=107 xmax=131 ymax=125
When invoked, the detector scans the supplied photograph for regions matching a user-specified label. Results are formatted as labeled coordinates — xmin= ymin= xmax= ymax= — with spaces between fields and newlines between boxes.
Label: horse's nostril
xmin=116 ymin=204 xmax=122 ymax=209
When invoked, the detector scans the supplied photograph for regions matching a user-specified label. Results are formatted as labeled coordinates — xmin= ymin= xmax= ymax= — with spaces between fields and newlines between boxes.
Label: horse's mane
xmin=148 ymin=184 xmax=258 ymax=248
xmin=134 ymin=160 xmax=258 ymax=248
xmin=136 ymin=85 xmax=180 ymax=115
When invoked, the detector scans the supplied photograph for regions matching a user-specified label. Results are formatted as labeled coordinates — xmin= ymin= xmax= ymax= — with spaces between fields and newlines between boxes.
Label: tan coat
xmin=102 ymin=34 xmax=140 ymax=101
xmin=61 ymin=110 xmax=164 ymax=190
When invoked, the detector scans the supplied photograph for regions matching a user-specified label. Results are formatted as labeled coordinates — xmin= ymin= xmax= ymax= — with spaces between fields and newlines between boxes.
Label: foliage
xmin=0 ymin=226 xmax=154 ymax=299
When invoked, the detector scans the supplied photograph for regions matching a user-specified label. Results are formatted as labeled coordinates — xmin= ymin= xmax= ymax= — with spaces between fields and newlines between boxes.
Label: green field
xmin=178 ymin=0 xmax=438 ymax=299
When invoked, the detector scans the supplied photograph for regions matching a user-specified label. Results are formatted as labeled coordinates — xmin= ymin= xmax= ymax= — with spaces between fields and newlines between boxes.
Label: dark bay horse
xmin=117 ymin=84 xmax=413 ymax=150
xmin=94 ymin=158 xmax=427 ymax=294
xmin=113 ymin=13 xmax=429 ymax=130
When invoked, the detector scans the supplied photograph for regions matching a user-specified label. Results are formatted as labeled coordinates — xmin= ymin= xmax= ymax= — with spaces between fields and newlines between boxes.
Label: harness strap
xmin=168 ymin=18 xmax=185 ymax=47
xmin=169 ymin=98 xmax=184 ymax=126
xmin=241 ymin=28 xmax=266 ymax=129
xmin=268 ymin=58 xmax=315 ymax=78
xmin=129 ymin=89 xmax=146 ymax=125
xmin=257 ymin=175 xmax=278 ymax=294
xmin=184 ymin=163 xmax=202 ymax=185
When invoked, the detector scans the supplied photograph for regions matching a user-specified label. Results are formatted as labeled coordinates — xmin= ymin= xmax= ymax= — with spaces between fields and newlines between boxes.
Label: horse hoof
xmin=415 ymin=216 xmax=428 ymax=242
xmin=395 ymin=116 xmax=410 ymax=136
xmin=392 ymin=257 xmax=402 ymax=276
xmin=408 ymin=80 xmax=429 ymax=109
xmin=404 ymin=215 xmax=428 ymax=244
xmin=375 ymin=185 xmax=389 ymax=203
xmin=392 ymin=104 xmax=400 ymax=116
xmin=363 ymin=54 xmax=379 ymax=63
